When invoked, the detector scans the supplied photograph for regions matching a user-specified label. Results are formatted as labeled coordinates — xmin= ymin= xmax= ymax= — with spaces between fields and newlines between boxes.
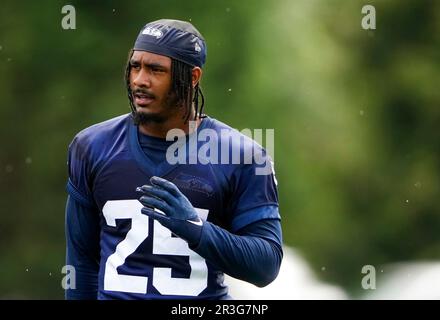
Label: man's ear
xmin=192 ymin=67 xmax=202 ymax=87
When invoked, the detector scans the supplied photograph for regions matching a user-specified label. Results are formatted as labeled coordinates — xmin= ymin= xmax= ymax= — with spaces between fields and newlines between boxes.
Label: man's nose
xmin=132 ymin=69 xmax=151 ymax=88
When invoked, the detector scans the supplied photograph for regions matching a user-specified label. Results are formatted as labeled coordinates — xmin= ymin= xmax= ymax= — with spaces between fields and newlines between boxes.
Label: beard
xmin=131 ymin=90 xmax=180 ymax=126
xmin=132 ymin=109 xmax=167 ymax=125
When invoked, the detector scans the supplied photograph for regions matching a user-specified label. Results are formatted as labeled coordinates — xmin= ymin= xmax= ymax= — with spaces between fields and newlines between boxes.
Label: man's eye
xmin=152 ymin=68 xmax=163 ymax=73
xmin=131 ymin=64 xmax=140 ymax=70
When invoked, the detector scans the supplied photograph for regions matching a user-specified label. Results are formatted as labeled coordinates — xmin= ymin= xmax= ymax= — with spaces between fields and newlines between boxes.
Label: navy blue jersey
xmin=67 ymin=114 xmax=279 ymax=299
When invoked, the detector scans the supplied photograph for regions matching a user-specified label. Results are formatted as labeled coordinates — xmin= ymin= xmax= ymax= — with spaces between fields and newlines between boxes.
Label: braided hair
xmin=125 ymin=50 xmax=205 ymax=123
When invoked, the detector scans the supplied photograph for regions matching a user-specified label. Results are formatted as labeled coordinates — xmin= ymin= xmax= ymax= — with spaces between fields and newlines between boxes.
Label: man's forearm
xmin=191 ymin=219 xmax=283 ymax=287
xmin=65 ymin=195 xmax=100 ymax=299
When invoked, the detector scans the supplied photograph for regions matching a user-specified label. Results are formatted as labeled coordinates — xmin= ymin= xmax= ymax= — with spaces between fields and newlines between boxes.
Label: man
xmin=65 ymin=19 xmax=282 ymax=299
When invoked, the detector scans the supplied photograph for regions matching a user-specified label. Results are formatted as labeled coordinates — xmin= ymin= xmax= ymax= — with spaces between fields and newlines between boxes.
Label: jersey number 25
xmin=102 ymin=200 xmax=209 ymax=296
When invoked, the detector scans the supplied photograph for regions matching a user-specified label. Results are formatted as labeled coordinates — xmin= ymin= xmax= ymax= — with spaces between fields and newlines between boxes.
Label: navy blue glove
xmin=137 ymin=176 xmax=204 ymax=246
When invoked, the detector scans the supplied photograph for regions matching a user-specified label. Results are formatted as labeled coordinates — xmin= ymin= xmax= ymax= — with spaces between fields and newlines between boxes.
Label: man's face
xmin=129 ymin=50 xmax=177 ymax=124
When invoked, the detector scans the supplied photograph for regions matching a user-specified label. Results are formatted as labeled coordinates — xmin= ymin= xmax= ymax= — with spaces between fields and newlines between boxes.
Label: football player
xmin=65 ymin=19 xmax=283 ymax=299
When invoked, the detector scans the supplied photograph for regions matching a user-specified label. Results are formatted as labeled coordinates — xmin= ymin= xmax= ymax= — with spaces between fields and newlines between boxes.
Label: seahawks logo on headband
xmin=134 ymin=19 xmax=207 ymax=67
xmin=142 ymin=27 xmax=163 ymax=39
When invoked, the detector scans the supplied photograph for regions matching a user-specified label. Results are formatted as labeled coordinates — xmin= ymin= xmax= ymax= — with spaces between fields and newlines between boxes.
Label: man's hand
xmin=137 ymin=176 xmax=203 ymax=246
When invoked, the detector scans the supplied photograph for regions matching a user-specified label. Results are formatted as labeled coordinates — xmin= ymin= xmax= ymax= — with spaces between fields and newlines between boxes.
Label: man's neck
xmin=138 ymin=115 xmax=202 ymax=138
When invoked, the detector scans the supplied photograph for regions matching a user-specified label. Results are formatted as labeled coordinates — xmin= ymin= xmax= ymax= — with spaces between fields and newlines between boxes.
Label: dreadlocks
xmin=125 ymin=50 xmax=205 ymax=124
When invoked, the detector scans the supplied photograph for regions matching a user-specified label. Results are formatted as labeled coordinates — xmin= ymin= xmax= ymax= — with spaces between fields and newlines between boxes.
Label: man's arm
xmin=192 ymin=215 xmax=283 ymax=288
xmin=138 ymin=176 xmax=283 ymax=288
xmin=65 ymin=195 xmax=100 ymax=299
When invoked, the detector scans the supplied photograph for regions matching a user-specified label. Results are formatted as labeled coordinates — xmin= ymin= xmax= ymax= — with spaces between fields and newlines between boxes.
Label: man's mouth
xmin=133 ymin=91 xmax=155 ymax=106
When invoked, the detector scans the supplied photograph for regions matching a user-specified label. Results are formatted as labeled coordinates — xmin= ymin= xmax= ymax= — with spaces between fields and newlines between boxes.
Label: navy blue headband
xmin=133 ymin=19 xmax=207 ymax=68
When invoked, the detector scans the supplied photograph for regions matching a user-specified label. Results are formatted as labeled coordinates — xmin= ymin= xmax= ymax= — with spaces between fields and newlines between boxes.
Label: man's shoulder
xmin=74 ymin=113 xmax=130 ymax=140
xmin=205 ymin=117 xmax=265 ymax=155
xmin=199 ymin=117 xmax=273 ymax=181
xmin=68 ymin=113 xmax=131 ymax=156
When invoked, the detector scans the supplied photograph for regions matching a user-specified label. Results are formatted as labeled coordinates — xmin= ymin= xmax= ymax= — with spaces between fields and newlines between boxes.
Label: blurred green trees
xmin=0 ymin=0 xmax=439 ymax=298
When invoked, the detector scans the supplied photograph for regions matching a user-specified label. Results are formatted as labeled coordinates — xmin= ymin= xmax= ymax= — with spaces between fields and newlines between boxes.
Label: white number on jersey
xmin=102 ymin=200 xmax=208 ymax=296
